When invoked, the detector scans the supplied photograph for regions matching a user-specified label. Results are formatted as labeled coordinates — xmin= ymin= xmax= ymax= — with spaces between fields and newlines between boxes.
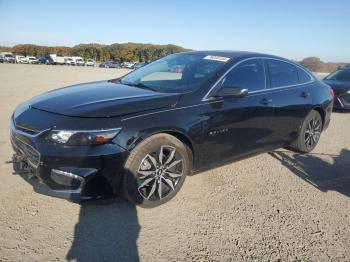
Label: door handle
xmin=260 ymin=98 xmax=273 ymax=105
xmin=301 ymin=92 xmax=310 ymax=98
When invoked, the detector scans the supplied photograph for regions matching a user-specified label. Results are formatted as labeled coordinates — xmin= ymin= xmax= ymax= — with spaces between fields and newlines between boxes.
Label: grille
xmin=11 ymin=135 xmax=40 ymax=168
xmin=15 ymin=123 xmax=41 ymax=135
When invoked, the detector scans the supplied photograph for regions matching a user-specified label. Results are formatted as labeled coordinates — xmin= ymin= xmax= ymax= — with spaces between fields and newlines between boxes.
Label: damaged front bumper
xmin=10 ymin=118 xmax=128 ymax=202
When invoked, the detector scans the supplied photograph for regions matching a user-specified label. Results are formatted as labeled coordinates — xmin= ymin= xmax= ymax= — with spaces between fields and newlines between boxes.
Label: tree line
xmin=0 ymin=43 xmax=190 ymax=62
xmin=299 ymin=57 xmax=349 ymax=73
xmin=1 ymin=44 xmax=348 ymax=72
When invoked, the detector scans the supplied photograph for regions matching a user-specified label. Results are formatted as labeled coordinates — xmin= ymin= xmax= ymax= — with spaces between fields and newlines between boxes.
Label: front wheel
xmin=122 ymin=134 xmax=190 ymax=208
xmin=290 ymin=110 xmax=323 ymax=153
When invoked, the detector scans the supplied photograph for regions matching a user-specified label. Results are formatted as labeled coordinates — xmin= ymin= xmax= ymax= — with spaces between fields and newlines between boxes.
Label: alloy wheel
xmin=304 ymin=117 xmax=321 ymax=149
xmin=137 ymin=145 xmax=183 ymax=201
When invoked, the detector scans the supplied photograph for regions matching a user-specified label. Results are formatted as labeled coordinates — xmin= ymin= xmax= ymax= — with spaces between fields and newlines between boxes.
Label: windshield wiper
xmin=121 ymin=81 xmax=158 ymax=91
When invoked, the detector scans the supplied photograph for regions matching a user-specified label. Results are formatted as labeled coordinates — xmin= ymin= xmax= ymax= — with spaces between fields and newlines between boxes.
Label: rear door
xmin=265 ymin=59 xmax=313 ymax=144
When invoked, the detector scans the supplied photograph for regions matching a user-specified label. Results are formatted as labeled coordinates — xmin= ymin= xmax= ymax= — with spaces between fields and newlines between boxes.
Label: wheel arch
xmin=312 ymin=106 xmax=326 ymax=128
xmin=130 ymin=129 xmax=195 ymax=171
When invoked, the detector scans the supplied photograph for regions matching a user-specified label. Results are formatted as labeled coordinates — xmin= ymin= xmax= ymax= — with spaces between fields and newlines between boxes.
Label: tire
xmin=289 ymin=110 xmax=323 ymax=153
xmin=122 ymin=133 xmax=190 ymax=208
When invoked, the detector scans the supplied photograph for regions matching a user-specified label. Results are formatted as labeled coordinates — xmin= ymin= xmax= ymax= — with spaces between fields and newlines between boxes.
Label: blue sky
xmin=0 ymin=0 xmax=349 ymax=62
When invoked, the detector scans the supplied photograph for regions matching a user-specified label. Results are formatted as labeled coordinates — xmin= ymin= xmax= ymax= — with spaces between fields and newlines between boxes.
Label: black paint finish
xmin=10 ymin=51 xmax=334 ymax=200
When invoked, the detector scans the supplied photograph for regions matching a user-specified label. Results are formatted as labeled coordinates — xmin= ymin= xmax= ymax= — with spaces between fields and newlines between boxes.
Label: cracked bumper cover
xmin=11 ymin=122 xmax=129 ymax=202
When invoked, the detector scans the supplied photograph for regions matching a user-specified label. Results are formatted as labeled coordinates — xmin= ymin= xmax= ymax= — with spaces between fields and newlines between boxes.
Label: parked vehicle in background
xmin=15 ymin=55 xmax=29 ymax=64
xmin=99 ymin=61 xmax=107 ymax=67
xmin=10 ymin=51 xmax=333 ymax=207
xmin=99 ymin=60 xmax=120 ymax=68
xmin=85 ymin=59 xmax=94 ymax=66
xmin=38 ymin=55 xmax=55 ymax=65
xmin=0 ymin=55 xmax=3 ymax=63
xmin=323 ymin=67 xmax=350 ymax=110
xmin=121 ymin=61 xmax=135 ymax=69
xmin=64 ymin=57 xmax=75 ymax=65
xmin=72 ymin=56 xmax=84 ymax=66
xmin=49 ymin=54 xmax=65 ymax=65
xmin=133 ymin=62 xmax=147 ymax=70
xmin=1 ymin=52 xmax=15 ymax=63
xmin=26 ymin=56 xmax=39 ymax=64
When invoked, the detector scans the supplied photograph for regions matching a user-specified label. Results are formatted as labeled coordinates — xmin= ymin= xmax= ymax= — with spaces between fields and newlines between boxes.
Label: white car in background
xmin=64 ymin=57 xmax=75 ymax=65
xmin=49 ymin=54 xmax=65 ymax=65
xmin=122 ymin=61 xmax=135 ymax=69
xmin=1 ymin=52 xmax=15 ymax=63
xmin=72 ymin=56 xmax=84 ymax=66
xmin=85 ymin=59 xmax=94 ymax=66
xmin=15 ymin=55 xmax=28 ymax=64
xmin=26 ymin=56 xmax=39 ymax=64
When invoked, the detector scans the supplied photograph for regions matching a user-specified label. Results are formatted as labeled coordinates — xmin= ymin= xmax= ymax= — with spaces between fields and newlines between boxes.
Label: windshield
xmin=325 ymin=69 xmax=350 ymax=81
xmin=120 ymin=53 xmax=230 ymax=92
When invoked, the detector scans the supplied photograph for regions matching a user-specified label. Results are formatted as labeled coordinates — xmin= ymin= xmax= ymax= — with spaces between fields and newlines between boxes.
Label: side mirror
xmin=213 ymin=86 xmax=248 ymax=98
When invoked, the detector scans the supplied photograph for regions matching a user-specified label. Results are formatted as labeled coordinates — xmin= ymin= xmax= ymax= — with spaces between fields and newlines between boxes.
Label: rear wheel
xmin=122 ymin=134 xmax=190 ymax=208
xmin=290 ymin=110 xmax=322 ymax=153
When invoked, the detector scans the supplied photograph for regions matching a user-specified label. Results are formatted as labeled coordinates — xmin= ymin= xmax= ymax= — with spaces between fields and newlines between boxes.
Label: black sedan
xmin=10 ymin=51 xmax=333 ymax=207
xmin=323 ymin=67 xmax=350 ymax=110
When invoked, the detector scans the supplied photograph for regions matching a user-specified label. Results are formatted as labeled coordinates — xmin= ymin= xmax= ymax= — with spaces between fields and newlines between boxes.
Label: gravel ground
xmin=0 ymin=63 xmax=349 ymax=262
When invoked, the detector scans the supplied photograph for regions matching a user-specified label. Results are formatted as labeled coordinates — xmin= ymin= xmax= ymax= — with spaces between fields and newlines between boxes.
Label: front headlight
xmin=48 ymin=128 xmax=122 ymax=146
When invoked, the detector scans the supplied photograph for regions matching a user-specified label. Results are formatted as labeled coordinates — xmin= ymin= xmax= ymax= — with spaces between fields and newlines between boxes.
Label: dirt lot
xmin=0 ymin=63 xmax=349 ymax=262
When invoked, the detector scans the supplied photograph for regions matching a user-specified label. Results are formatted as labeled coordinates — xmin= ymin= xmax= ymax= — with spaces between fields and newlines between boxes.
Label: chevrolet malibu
xmin=10 ymin=51 xmax=333 ymax=207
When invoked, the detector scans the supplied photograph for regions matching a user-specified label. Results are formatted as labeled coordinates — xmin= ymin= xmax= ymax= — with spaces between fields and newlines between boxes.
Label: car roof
xmin=179 ymin=50 xmax=289 ymax=61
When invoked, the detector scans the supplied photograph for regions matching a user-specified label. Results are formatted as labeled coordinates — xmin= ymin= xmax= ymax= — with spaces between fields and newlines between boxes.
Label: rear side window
xmin=297 ymin=67 xmax=312 ymax=83
xmin=222 ymin=59 xmax=265 ymax=92
xmin=267 ymin=60 xmax=299 ymax=88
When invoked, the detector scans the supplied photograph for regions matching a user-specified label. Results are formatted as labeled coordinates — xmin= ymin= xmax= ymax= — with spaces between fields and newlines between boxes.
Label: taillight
xmin=329 ymin=88 xmax=334 ymax=98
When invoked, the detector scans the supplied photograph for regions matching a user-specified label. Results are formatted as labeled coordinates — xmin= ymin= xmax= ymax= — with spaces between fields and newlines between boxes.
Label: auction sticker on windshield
xmin=203 ymin=55 xmax=230 ymax=62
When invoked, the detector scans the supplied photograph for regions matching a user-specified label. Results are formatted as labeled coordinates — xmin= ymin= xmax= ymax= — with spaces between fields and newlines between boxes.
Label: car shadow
xmin=66 ymin=198 xmax=141 ymax=262
xmin=269 ymin=148 xmax=350 ymax=197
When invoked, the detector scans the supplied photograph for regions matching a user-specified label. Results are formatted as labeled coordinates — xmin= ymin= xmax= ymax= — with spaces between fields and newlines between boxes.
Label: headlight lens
xmin=48 ymin=128 xmax=122 ymax=146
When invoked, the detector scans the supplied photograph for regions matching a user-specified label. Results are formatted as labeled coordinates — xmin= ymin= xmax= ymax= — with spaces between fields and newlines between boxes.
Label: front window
xmin=120 ymin=53 xmax=230 ymax=92
xmin=325 ymin=69 xmax=350 ymax=82
xmin=221 ymin=59 xmax=265 ymax=92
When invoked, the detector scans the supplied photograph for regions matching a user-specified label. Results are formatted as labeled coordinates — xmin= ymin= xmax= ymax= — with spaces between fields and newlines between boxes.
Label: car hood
xmin=29 ymin=80 xmax=180 ymax=118
xmin=323 ymin=79 xmax=350 ymax=94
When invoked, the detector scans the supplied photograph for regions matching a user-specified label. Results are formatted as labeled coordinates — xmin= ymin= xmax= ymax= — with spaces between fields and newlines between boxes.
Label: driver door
xmin=196 ymin=58 xmax=277 ymax=169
